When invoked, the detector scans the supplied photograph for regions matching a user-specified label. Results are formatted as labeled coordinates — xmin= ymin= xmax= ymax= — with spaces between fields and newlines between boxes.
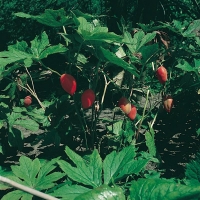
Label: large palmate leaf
xmin=30 ymin=32 xmax=67 ymax=60
xmin=1 ymin=156 xmax=64 ymax=200
xmin=103 ymin=145 xmax=137 ymax=184
xmin=58 ymin=146 xmax=102 ymax=188
xmin=123 ymin=30 xmax=156 ymax=53
xmin=15 ymin=8 xmax=73 ymax=27
xmin=129 ymin=178 xmax=200 ymax=200
xmin=76 ymin=17 xmax=123 ymax=43
xmin=0 ymin=32 xmax=67 ymax=75
xmin=74 ymin=185 xmax=125 ymax=200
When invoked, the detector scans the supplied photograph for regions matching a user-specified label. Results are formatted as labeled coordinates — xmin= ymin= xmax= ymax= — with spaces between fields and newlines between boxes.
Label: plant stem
xmin=0 ymin=176 xmax=59 ymax=200
xmin=39 ymin=61 xmax=61 ymax=77
xmin=136 ymin=89 xmax=150 ymax=139
xmin=25 ymin=67 xmax=36 ymax=93
xmin=92 ymin=74 xmax=110 ymax=136
xmin=73 ymin=96 xmax=89 ymax=150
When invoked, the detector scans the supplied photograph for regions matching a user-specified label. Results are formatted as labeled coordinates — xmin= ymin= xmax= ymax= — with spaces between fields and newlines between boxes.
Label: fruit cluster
xmin=156 ymin=65 xmax=173 ymax=112
xmin=60 ymin=73 xmax=95 ymax=109
xmin=118 ymin=97 xmax=137 ymax=120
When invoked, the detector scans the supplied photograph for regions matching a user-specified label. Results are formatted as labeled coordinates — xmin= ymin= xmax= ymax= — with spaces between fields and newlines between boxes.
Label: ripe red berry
xmin=127 ymin=105 xmax=137 ymax=120
xmin=81 ymin=89 xmax=95 ymax=109
xmin=118 ymin=97 xmax=131 ymax=115
xmin=163 ymin=95 xmax=173 ymax=112
xmin=60 ymin=74 xmax=77 ymax=95
xmin=156 ymin=66 xmax=167 ymax=84
xmin=24 ymin=96 xmax=32 ymax=107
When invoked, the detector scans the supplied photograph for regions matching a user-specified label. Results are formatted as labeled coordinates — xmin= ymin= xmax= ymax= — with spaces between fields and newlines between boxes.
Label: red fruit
xmin=81 ymin=89 xmax=95 ymax=109
xmin=163 ymin=95 xmax=173 ymax=112
xmin=24 ymin=96 xmax=32 ymax=107
xmin=60 ymin=74 xmax=77 ymax=95
xmin=127 ymin=105 xmax=137 ymax=120
xmin=156 ymin=66 xmax=167 ymax=84
xmin=118 ymin=97 xmax=131 ymax=114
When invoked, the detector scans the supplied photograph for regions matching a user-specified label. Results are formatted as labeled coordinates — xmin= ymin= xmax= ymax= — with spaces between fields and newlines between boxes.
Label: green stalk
xmin=73 ymin=95 xmax=89 ymax=150
xmin=39 ymin=61 xmax=61 ymax=77
xmin=136 ymin=89 xmax=150 ymax=139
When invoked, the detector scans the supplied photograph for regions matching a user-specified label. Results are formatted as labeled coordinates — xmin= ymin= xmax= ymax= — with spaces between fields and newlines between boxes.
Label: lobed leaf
xmin=100 ymin=47 xmax=139 ymax=77
xmin=58 ymin=147 xmax=102 ymax=187
xmin=11 ymin=156 xmax=40 ymax=187
xmin=15 ymin=8 xmax=73 ymax=27
xmin=52 ymin=184 xmax=91 ymax=199
xmin=129 ymin=178 xmax=200 ymax=200
xmin=103 ymin=145 xmax=136 ymax=184
xmin=115 ymin=159 xmax=149 ymax=182
xmin=2 ymin=190 xmax=32 ymax=200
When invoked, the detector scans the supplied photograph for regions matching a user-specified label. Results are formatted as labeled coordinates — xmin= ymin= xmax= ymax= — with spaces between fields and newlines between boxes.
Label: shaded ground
xmin=1 ymin=93 xmax=200 ymax=181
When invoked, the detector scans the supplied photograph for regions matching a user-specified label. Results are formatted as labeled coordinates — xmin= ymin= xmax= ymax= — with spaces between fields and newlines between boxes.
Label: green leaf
xmin=30 ymin=32 xmax=67 ymax=60
xmin=103 ymin=145 xmax=136 ymax=184
xmin=129 ymin=178 xmax=200 ymax=200
xmin=185 ymin=153 xmax=200 ymax=184
xmin=52 ymin=185 xmax=91 ymax=199
xmin=107 ymin=120 xmax=123 ymax=135
xmin=15 ymin=8 xmax=73 ymax=27
xmin=133 ymin=31 xmax=145 ymax=51
xmin=137 ymin=32 xmax=157 ymax=50
xmin=11 ymin=156 xmax=40 ymax=187
xmin=176 ymin=60 xmax=196 ymax=72
xmin=8 ymin=128 xmax=24 ymax=150
xmin=197 ymin=128 xmax=200 ymax=136
xmin=8 ymin=82 xmax=17 ymax=100
xmin=182 ymin=20 xmax=200 ymax=37
xmin=24 ymin=58 xmax=33 ymax=67
xmin=85 ymin=32 xmax=123 ymax=43
xmin=77 ymin=17 xmax=93 ymax=34
xmin=73 ymin=10 xmax=94 ymax=20
xmin=6 ymin=156 xmax=64 ymax=198
xmin=145 ymin=128 xmax=156 ymax=157
xmin=0 ymin=167 xmax=13 ymax=190
xmin=76 ymin=17 xmax=122 ymax=43
xmin=74 ymin=185 xmax=125 ymax=200
xmin=139 ymin=43 xmax=159 ymax=65
xmin=13 ymin=119 xmax=39 ymax=131
xmin=30 ymin=32 xmax=49 ymax=58
xmin=58 ymin=147 xmax=102 ymax=187
xmin=2 ymin=190 xmax=32 ymax=200
xmin=115 ymin=159 xmax=149 ymax=182
xmin=36 ymin=172 xmax=65 ymax=190
xmin=8 ymin=41 xmax=29 ymax=52
xmin=8 ymin=112 xmax=22 ymax=127
xmin=39 ymin=44 xmax=67 ymax=59
xmin=123 ymin=31 xmax=136 ymax=53
xmin=0 ymin=50 xmax=32 ymax=68
xmin=100 ymin=47 xmax=139 ymax=77
xmin=37 ymin=157 xmax=60 ymax=179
